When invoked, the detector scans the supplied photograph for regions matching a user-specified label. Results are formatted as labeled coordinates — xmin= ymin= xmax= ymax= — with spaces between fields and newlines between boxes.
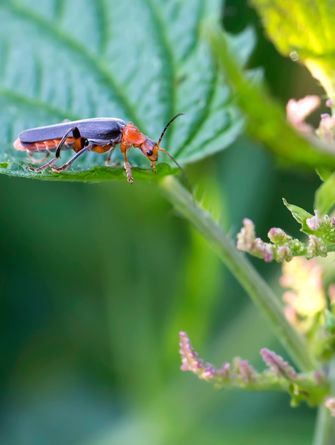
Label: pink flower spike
xmin=238 ymin=359 xmax=256 ymax=384
xmin=179 ymin=331 xmax=216 ymax=381
xmin=260 ymin=348 xmax=297 ymax=380
xmin=179 ymin=331 xmax=202 ymax=373
xmin=202 ymin=366 xmax=216 ymax=380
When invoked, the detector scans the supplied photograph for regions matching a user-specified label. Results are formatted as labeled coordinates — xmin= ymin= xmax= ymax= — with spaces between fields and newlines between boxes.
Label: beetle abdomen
xmin=14 ymin=137 xmax=75 ymax=152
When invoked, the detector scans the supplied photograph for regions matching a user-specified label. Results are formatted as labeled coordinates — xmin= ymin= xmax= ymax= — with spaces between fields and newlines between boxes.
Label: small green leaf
xmin=0 ymin=0 xmax=245 ymax=182
xmin=314 ymin=172 xmax=335 ymax=215
xmin=251 ymin=0 xmax=335 ymax=101
xmin=316 ymin=168 xmax=333 ymax=182
xmin=282 ymin=198 xmax=313 ymax=232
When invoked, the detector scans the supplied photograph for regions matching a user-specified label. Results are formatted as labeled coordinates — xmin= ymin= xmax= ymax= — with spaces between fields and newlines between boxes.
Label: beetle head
xmin=140 ymin=138 xmax=159 ymax=172
xmin=141 ymin=113 xmax=184 ymax=173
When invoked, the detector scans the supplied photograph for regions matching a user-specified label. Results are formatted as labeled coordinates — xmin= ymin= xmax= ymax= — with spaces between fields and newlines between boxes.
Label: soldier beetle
xmin=14 ymin=114 xmax=183 ymax=183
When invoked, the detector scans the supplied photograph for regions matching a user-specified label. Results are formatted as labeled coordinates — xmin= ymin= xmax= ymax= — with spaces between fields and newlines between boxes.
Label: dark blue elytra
xmin=19 ymin=118 xmax=126 ymax=144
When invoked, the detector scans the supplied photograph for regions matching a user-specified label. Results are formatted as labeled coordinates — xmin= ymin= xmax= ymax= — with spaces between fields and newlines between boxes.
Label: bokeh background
xmin=0 ymin=1 xmax=323 ymax=444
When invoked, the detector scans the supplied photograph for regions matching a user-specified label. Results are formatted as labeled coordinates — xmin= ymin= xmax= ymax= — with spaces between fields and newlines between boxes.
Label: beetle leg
xmin=28 ymin=127 xmax=88 ymax=172
xmin=123 ymin=152 xmax=134 ymax=183
xmin=55 ymin=126 xmax=85 ymax=158
xmin=104 ymin=145 xmax=118 ymax=166
xmin=150 ymin=160 xmax=157 ymax=174
xmin=28 ymin=156 xmax=58 ymax=172
xmin=120 ymin=139 xmax=134 ymax=183
xmin=51 ymin=146 xmax=88 ymax=173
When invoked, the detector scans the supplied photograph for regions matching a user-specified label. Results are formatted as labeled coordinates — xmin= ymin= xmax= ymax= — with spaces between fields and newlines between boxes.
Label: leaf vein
xmin=173 ymin=67 xmax=219 ymax=158
xmin=141 ymin=0 xmax=176 ymax=143
xmin=0 ymin=87 xmax=80 ymax=121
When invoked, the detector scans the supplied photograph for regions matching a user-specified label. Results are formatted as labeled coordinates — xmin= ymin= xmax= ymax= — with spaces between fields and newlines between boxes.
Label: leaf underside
xmin=251 ymin=0 xmax=335 ymax=100
xmin=0 ymin=0 xmax=249 ymax=182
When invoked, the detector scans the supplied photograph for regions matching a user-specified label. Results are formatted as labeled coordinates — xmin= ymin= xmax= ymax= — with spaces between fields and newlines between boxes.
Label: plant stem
xmin=313 ymin=405 xmax=334 ymax=445
xmin=313 ymin=360 xmax=335 ymax=445
xmin=161 ymin=176 xmax=317 ymax=372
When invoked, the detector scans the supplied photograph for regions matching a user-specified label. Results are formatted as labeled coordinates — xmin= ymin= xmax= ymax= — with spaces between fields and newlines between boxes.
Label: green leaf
xmin=314 ymin=172 xmax=335 ymax=215
xmin=208 ymin=24 xmax=335 ymax=169
xmin=251 ymin=0 xmax=335 ymax=101
xmin=0 ymin=0 xmax=245 ymax=183
xmin=282 ymin=198 xmax=313 ymax=232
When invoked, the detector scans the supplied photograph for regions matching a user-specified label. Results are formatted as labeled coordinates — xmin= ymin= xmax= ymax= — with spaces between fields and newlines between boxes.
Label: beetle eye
xmin=147 ymin=149 xmax=153 ymax=156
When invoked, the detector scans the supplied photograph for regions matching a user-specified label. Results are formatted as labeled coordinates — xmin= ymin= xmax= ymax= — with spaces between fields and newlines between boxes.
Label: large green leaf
xmin=0 ymin=0 xmax=245 ymax=182
xmin=251 ymin=0 xmax=335 ymax=101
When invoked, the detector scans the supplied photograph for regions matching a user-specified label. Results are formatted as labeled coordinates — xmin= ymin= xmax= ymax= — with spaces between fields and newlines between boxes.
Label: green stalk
xmin=161 ymin=176 xmax=316 ymax=372
xmin=313 ymin=360 xmax=335 ymax=445
xmin=313 ymin=405 xmax=334 ymax=445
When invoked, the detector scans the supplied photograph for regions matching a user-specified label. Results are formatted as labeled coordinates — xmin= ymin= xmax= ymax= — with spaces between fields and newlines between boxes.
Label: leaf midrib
xmin=141 ymin=0 xmax=176 ymax=146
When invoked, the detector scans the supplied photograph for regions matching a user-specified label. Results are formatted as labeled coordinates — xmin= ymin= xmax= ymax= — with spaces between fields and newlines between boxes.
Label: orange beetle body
xmin=14 ymin=114 xmax=182 ymax=183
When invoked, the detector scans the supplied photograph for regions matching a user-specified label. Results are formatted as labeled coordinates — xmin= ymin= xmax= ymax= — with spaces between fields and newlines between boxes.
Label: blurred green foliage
xmin=0 ymin=0 xmax=327 ymax=444
xmin=252 ymin=0 xmax=335 ymax=101
xmin=0 ymin=139 xmax=318 ymax=445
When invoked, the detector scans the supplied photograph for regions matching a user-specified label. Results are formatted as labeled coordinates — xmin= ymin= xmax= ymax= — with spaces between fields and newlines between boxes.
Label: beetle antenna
xmin=157 ymin=113 xmax=184 ymax=147
xmin=157 ymin=113 xmax=192 ymax=191
xmin=158 ymin=147 xmax=183 ymax=172
xmin=158 ymin=147 xmax=192 ymax=192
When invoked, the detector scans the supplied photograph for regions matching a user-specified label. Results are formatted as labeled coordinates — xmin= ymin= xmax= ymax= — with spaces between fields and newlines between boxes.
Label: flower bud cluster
xmin=237 ymin=216 xmax=333 ymax=263
xmin=179 ymin=332 xmax=327 ymax=405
